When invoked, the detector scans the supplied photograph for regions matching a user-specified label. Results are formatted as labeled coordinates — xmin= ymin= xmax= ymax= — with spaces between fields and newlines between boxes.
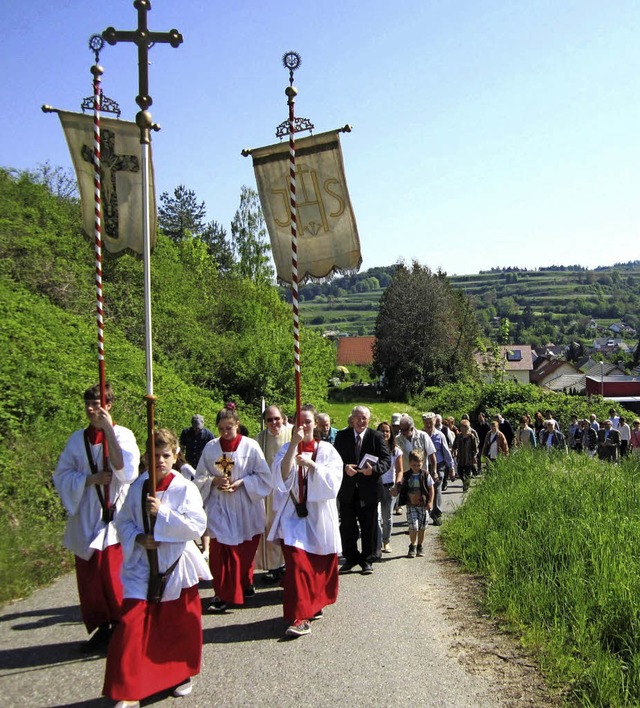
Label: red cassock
xmin=103 ymin=586 xmax=202 ymax=700
xmin=210 ymin=534 xmax=261 ymax=604
xmin=282 ymin=545 xmax=338 ymax=622
xmin=74 ymin=544 xmax=123 ymax=632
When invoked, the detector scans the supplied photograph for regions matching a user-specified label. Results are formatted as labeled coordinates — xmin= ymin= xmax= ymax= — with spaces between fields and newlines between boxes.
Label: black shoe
xmin=244 ymin=584 xmax=256 ymax=598
xmin=339 ymin=561 xmax=357 ymax=574
xmin=360 ymin=562 xmax=373 ymax=575
xmin=79 ymin=624 xmax=112 ymax=654
xmin=207 ymin=596 xmax=227 ymax=613
xmin=264 ymin=566 xmax=285 ymax=583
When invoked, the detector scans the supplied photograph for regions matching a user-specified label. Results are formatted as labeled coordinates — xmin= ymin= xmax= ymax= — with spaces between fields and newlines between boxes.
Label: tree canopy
xmin=373 ymin=261 xmax=479 ymax=398
xmin=158 ymin=184 xmax=206 ymax=242
xmin=231 ymin=185 xmax=274 ymax=284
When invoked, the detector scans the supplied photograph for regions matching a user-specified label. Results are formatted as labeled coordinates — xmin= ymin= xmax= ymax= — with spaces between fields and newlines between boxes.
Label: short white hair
xmin=351 ymin=405 xmax=371 ymax=419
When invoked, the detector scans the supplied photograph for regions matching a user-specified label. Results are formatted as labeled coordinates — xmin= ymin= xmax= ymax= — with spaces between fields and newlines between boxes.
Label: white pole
xmin=141 ymin=142 xmax=154 ymax=397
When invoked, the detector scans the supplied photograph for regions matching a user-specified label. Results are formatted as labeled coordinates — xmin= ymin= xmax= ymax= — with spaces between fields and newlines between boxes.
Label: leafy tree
xmin=521 ymin=304 xmax=535 ymax=328
xmin=28 ymin=162 xmax=79 ymax=201
xmin=158 ymin=185 xmax=206 ymax=242
xmin=373 ymin=261 xmax=479 ymax=397
xmin=567 ymin=341 xmax=585 ymax=362
xmin=231 ymin=186 xmax=274 ymax=284
xmin=498 ymin=317 xmax=511 ymax=344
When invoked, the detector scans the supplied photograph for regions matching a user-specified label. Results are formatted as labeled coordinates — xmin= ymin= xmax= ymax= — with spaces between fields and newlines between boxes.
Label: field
xmin=297 ymin=265 xmax=640 ymax=343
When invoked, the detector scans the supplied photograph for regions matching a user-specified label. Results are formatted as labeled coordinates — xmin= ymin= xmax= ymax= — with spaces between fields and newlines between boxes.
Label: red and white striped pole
xmin=91 ymin=57 xmax=110 ymax=509
xmin=287 ymin=82 xmax=302 ymax=420
xmin=91 ymin=62 xmax=106 ymax=404
xmin=284 ymin=52 xmax=303 ymax=420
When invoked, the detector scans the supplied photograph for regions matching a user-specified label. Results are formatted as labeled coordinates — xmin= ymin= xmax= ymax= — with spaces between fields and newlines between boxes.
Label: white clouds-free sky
xmin=1 ymin=0 xmax=638 ymax=275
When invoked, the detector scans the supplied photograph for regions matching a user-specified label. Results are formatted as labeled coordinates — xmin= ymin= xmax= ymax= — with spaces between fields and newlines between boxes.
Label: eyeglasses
xmin=399 ymin=426 xmax=412 ymax=433
xmin=266 ymin=417 xmax=281 ymax=423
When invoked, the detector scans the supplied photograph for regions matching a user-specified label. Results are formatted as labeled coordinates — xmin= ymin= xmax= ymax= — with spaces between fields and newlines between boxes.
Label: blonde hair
xmin=152 ymin=428 xmax=178 ymax=453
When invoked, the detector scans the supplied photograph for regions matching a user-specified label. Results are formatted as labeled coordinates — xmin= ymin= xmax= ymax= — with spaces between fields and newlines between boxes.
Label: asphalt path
xmin=0 ymin=479 xmax=552 ymax=707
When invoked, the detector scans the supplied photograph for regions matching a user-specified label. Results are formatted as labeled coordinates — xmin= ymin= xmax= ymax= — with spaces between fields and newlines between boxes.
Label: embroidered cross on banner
xmin=81 ymin=129 xmax=139 ymax=241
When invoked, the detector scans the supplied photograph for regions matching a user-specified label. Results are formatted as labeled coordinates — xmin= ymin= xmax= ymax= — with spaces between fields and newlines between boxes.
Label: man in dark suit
xmin=333 ymin=406 xmax=391 ymax=575
xmin=598 ymin=419 xmax=621 ymax=462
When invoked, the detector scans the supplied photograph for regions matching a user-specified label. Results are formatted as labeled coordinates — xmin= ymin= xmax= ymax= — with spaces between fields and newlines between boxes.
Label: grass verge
xmin=442 ymin=450 xmax=640 ymax=706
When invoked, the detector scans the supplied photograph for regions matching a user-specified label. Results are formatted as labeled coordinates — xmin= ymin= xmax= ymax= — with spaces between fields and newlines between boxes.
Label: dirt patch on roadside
xmin=432 ymin=539 xmax=565 ymax=707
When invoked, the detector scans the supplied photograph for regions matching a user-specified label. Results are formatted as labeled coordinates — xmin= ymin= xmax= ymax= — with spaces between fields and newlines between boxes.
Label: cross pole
xmin=102 ymin=0 xmax=182 ymax=495
xmin=102 ymin=1 xmax=182 ymax=601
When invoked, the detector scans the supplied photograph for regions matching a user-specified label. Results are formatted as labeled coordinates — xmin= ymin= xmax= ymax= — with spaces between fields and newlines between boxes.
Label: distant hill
xmin=291 ymin=262 xmax=640 ymax=348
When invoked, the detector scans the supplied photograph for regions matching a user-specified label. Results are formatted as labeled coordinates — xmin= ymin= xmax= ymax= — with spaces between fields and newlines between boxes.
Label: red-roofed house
xmin=336 ymin=336 xmax=375 ymax=367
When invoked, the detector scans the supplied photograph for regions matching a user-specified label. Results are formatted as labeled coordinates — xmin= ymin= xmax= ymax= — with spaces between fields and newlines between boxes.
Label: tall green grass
xmin=442 ymin=451 xmax=640 ymax=706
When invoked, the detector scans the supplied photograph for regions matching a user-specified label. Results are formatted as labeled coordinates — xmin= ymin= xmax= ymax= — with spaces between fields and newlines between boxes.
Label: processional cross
xmin=102 ymin=0 xmax=182 ymax=504
xmin=102 ymin=0 xmax=182 ymax=142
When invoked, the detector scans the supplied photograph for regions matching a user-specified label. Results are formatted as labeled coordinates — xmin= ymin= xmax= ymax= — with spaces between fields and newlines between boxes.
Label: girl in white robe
xmin=195 ymin=404 xmax=272 ymax=612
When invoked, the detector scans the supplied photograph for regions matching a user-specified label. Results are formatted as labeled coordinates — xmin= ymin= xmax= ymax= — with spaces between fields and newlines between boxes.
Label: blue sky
xmin=1 ymin=1 xmax=639 ymax=275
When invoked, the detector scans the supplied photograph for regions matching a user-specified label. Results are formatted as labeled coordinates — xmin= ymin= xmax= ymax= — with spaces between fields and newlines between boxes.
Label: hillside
xmin=0 ymin=166 xmax=334 ymax=602
xmin=294 ymin=263 xmax=640 ymax=347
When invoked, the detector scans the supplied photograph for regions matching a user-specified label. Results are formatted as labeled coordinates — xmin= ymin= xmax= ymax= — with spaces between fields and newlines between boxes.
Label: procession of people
xmin=53 ymin=390 xmax=638 ymax=707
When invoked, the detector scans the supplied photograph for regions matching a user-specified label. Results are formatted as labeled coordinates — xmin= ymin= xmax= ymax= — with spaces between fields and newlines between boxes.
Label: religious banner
xmin=57 ymin=110 xmax=156 ymax=254
xmin=248 ymin=129 xmax=361 ymax=284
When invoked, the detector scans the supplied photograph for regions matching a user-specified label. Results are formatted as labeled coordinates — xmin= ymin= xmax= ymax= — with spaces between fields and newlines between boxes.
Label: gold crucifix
xmin=215 ymin=455 xmax=235 ymax=479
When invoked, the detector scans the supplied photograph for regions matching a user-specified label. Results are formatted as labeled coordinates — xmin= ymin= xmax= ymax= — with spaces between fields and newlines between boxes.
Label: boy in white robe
xmin=103 ymin=428 xmax=211 ymax=707
xmin=53 ymin=383 xmax=139 ymax=653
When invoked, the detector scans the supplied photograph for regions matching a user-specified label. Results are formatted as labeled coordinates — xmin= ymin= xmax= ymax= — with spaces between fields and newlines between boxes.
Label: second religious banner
xmin=248 ymin=129 xmax=361 ymax=284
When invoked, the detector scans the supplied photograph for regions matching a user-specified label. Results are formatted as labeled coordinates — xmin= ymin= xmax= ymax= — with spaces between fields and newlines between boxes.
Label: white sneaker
xmin=173 ymin=678 xmax=193 ymax=697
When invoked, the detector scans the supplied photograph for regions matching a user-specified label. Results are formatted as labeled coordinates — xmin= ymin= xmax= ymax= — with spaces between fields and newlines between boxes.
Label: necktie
xmin=355 ymin=434 xmax=361 ymax=464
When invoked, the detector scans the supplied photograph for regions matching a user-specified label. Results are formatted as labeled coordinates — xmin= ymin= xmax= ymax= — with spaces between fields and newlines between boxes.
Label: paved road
xmin=0 ymin=480 xmax=551 ymax=707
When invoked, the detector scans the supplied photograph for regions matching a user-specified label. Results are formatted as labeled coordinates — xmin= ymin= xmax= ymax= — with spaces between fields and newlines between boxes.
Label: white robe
xmin=53 ymin=426 xmax=139 ymax=560
xmin=194 ymin=436 xmax=273 ymax=546
xmin=268 ymin=441 xmax=342 ymax=556
xmin=115 ymin=471 xmax=212 ymax=602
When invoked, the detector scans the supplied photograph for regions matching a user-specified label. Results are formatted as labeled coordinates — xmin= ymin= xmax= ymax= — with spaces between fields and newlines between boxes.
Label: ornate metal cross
xmin=215 ymin=455 xmax=235 ymax=479
xmin=102 ymin=0 xmax=182 ymax=142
